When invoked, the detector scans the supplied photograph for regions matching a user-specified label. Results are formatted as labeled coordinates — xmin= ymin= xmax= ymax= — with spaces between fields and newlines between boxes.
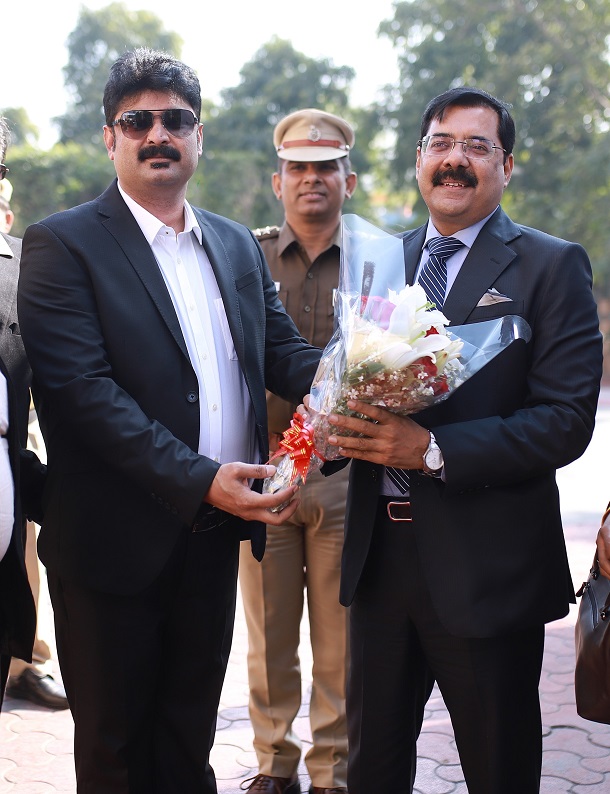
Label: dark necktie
xmin=386 ymin=236 xmax=465 ymax=494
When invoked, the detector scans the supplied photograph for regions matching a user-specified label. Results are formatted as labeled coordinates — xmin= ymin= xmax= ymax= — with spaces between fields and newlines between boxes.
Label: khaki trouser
xmin=239 ymin=465 xmax=350 ymax=788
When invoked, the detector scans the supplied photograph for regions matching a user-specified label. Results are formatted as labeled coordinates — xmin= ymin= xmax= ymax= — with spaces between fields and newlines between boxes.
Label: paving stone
xmin=539 ymin=776 xmax=573 ymax=792
xmin=542 ymin=749 xmax=604 ymax=785
xmin=417 ymin=731 xmax=460 ymax=766
xmin=544 ymin=726 xmax=609 ymax=758
xmin=573 ymin=773 xmax=610 ymax=793
xmin=414 ymin=757 xmax=456 ymax=793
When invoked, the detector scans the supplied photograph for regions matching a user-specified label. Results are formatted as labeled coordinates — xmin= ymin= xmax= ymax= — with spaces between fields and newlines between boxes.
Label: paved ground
xmin=2 ymin=389 xmax=610 ymax=793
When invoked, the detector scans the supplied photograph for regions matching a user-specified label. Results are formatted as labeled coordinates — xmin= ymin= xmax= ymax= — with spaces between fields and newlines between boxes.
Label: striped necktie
xmin=385 ymin=236 xmax=464 ymax=494
xmin=417 ymin=235 xmax=464 ymax=311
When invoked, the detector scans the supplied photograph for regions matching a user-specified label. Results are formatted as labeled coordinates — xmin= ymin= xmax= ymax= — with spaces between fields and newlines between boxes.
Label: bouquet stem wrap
xmin=263 ymin=215 xmax=531 ymax=507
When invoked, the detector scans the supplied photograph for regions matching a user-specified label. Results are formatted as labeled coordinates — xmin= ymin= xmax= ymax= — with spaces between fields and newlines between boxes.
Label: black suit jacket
xmin=340 ymin=207 xmax=603 ymax=637
xmin=17 ymin=182 xmax=320 ymax=596
xmin=0 ymin=233 xmax=40 ymax=666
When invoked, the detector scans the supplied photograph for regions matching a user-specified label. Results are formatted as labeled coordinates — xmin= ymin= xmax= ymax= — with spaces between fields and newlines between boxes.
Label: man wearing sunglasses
xmin=321 ymin=87 xmax=603 ymax=793
xmin=17 ymin=49 xmax=321 ymax=793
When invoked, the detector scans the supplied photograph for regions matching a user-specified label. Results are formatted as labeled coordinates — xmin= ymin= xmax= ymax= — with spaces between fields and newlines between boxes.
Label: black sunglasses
xmin=0 ymin=163 xmax=8 ymax=180
xmin=111 ymin=109 xmax=199 ymax=139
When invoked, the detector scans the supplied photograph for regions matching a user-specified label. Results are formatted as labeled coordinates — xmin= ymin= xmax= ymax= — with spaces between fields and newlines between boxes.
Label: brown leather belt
xmin=385 ymin=499 xmax=412 ymax=522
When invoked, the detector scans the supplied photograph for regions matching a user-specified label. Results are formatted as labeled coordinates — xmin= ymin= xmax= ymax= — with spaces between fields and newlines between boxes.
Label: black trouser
xmin=347 ymin=500 xmax=544 ymax=794
xmin=49 ymin=524 xmax=240 ymax=794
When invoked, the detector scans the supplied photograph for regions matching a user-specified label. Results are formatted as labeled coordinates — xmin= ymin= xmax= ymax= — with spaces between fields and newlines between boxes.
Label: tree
xmin=191 ymin=38 xmax=378 ymax=228
xmin=378 ymin=0 xmax=610 ymax=285
xmin=7 ymin=144 xmax=114 ymax=236
xmin=56 ymin=2 xmax=182 ymax=146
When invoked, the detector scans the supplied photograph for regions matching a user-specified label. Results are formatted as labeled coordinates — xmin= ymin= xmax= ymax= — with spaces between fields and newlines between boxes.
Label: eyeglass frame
xmin=0 ymin=163 xmax=8 ymax=180
xmin=110 ymin=109 xmax=200 ymax=139
xmin=418 ymin=134 xmax=508 ymax=162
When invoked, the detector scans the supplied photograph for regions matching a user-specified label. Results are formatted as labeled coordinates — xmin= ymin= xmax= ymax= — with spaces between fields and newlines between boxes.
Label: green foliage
xmin=56 ymin=2 xmax=182 ymax=146
xmin=7 ymin=143 xmax=114 ymax=236
xmin=378 ymin=0 xmax=610 ymax=285
xmin=10 ymin=0 xmax=610 ymax=303
xmin=0 ymin=108 xmax=39 ymax=147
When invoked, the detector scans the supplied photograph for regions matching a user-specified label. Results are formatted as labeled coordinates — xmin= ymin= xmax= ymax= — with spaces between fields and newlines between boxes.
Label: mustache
xmin=431 ymin=167 xmax=477 ymax=188
xmin=138 ymin=145 xmax=181 ymax=162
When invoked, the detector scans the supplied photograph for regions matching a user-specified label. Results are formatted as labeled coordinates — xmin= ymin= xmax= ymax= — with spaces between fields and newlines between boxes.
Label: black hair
xmin=103 ymin=48 xmax=202 ymax=126
xmin=420 ymin=87 xmax=515 ymax=158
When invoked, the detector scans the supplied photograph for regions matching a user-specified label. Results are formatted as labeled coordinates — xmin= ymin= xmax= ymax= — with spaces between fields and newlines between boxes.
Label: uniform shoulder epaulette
xmin=252 ymin=225 xmax=280 ymax=240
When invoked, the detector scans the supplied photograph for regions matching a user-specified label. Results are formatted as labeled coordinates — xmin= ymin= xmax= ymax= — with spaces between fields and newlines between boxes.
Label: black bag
xmin=574 ymin=556 xmax=610 ymax=724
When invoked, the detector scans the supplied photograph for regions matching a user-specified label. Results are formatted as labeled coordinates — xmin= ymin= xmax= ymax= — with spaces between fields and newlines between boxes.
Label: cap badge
xmin=307 ymin=125 xmax=322 ymax=142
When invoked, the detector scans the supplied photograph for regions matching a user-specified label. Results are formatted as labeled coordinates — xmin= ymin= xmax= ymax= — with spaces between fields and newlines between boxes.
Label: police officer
xmin=239 ymin=109 xmax=357 ymax=794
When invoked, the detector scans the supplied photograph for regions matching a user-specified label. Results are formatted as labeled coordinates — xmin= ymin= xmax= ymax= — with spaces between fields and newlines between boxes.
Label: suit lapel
xmin=401 ymin=226 xmax=427 ymax=286
xmin=192 ymin=208 xmax=245 ymax=365
xmin=97 ymin=184 xmax=189 ymax=360
xmin=443 ymin=208 xmax=521 ymax=325
xmin=403 ymin=208 xmax=522 ymax=326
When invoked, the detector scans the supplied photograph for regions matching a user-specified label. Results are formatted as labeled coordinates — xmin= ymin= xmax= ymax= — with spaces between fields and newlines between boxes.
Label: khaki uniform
xmin=239 ymin=221 xmax=350 ymax=788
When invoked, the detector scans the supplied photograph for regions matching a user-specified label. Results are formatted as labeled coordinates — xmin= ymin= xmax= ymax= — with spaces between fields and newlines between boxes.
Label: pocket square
xmin=476 ymin=288 xmax=514 ymax=307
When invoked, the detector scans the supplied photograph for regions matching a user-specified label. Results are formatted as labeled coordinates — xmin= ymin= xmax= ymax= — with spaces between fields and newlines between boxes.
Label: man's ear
xmin=345 ymin=171 xmax=358 ymax=199
xmin=103 ymin=126 xmax=116 ymax=158
xmin=272 ymin=171 xmax=282 ymax=200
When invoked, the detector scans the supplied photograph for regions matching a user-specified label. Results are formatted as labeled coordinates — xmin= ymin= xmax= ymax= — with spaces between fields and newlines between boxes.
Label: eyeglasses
xmin=0 ymin=163 xmax=8 ymax=180
xmin=111 ymin=109 xmax=199 ymax=139
xmin=419 ymin=135 xmax=507 ymax=161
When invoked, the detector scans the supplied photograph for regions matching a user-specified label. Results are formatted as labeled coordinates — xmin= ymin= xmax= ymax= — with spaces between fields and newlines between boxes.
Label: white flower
xmin=379 ymin=332 xmax=456 ymax=370
xmin=387 ymin=284 xmax=450 ymax=339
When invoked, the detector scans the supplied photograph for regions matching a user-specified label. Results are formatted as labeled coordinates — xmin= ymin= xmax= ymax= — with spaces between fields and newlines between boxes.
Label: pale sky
xmin=5 ymin=0 xmax=400 ymax=148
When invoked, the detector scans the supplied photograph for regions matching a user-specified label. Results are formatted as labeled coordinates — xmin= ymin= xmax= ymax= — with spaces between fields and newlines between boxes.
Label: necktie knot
xmin=426 ymin=235 xmax=464 ymax=263
xmin=417 ymin=236 xmax=464 ymax=315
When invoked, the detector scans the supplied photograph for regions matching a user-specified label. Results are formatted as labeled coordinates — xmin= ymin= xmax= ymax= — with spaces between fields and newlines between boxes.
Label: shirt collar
xmin=424 ymin=207 xmax=498 ymax=251
xmin=117 ymin=182 xmax=202 ymax=244
xmin=279 ymin=220 xmax=341 ymax=257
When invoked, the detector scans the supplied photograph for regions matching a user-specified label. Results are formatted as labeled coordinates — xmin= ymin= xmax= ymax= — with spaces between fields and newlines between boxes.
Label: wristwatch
xmin=422 ymin=432 xmax=444 ymax=477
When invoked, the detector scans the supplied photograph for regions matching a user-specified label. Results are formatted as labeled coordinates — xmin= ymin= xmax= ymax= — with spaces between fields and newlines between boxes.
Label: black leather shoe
xmin=241 ymin=774 xmax=301 ymax=793
xmin=5 ymin=669 xmax=69 ymax=710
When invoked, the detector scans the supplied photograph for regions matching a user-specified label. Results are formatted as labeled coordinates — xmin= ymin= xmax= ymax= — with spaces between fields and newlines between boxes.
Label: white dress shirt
xmin=0 ymin=370 xmax=14 ymax=562
xmin=118 ymin=185 xmax=257 ymax=466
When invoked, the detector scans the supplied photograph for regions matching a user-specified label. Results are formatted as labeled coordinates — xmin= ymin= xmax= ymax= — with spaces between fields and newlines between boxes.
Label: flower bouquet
xmin=263 ymin=214 xmax=531 ymax=507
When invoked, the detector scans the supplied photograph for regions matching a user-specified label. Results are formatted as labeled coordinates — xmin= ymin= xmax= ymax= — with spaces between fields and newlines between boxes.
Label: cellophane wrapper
xmin=263 ymin=214 xmax=531 ymax=507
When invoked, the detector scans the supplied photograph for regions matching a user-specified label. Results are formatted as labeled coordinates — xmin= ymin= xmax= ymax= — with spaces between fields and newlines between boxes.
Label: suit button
xmin=186 ymin=391 xmax=198 ymax=403
xmin=372 ymin=470 xmax=378 ymax=481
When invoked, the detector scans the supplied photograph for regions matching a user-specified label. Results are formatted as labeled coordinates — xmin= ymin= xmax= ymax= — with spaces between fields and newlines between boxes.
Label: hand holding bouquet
xmin=263 ymin=215 xmax=530 ymax=507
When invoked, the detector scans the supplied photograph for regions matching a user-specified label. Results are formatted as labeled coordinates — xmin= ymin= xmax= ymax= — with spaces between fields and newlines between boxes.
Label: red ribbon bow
xmin=269 ymin=412 xmax=324 ymax=485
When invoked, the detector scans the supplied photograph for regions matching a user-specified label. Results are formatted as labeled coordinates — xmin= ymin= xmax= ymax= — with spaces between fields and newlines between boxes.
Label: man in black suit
xmin=17 ymin=50 xmax=320 ymax=792
xmin=0 ymin=117 xmax=44 ymax=708
xmin=323 ymin=88 xmax=603 ymax=793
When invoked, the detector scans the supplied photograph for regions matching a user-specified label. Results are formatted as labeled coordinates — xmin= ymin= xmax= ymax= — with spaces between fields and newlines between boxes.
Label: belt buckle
xmin=386 ymin=500 xmax=412 ymax=522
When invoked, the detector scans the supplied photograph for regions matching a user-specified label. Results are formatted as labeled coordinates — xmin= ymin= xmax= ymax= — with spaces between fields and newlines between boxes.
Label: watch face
xmin=425 ymin=447 xmax=443 ymax=471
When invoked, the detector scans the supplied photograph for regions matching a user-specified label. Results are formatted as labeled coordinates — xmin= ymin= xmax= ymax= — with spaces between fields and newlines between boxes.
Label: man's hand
xmin=596 ymin=511 xmax=610 ymax=579
xmin=326 ymin=399 xmax=430 ymax=469
xmin=204 ymin=462 xmax=300 ymax=525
